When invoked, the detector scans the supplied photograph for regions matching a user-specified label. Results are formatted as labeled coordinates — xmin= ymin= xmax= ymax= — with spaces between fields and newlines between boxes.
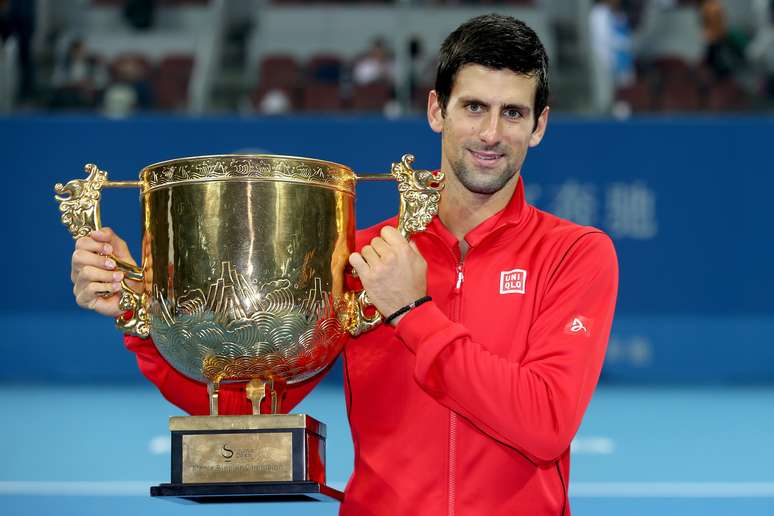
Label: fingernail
xmin=112 ymin=282 xmax=122 ymax=292
xmin=105 ymin=258 xmax=116 ymax=269
xmin=91 ymin=229 xmax=104 ymax=237
xmin=102 ymin=244 xmax=113 ymax=255
xmin=113 ymin=272 xmax=124 ymax=281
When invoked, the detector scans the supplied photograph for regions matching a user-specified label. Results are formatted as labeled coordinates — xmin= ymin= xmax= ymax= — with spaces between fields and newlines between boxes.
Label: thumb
xmin=99 ymin=227 xmax=137 ymax=266
xmin=92 ymin=293 xmax=123 ymax=318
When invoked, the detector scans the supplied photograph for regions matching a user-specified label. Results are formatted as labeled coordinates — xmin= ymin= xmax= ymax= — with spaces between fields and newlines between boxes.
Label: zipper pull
xmin=455 ymin=264 xmax=464 ymax=291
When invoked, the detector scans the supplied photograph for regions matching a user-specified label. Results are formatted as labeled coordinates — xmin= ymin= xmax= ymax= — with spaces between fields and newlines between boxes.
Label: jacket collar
xmin=427 ymin=175 xmax=530 ymax=251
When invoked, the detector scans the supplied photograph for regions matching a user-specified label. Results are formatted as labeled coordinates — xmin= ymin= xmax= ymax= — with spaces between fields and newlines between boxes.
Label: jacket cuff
xmin=394 ymin=301 xmax=451 ymax=354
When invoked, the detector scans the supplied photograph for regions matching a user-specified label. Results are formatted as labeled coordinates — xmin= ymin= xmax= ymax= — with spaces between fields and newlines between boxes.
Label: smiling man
xmin=70 ymin=13 xmax=618 ymax=516
xmin=348 ymin=14 xmax=618 ymax=515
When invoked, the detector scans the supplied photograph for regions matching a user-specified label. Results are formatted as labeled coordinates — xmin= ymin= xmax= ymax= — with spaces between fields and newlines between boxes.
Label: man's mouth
xmin=468 ymin=149 xmax=505 ymax=166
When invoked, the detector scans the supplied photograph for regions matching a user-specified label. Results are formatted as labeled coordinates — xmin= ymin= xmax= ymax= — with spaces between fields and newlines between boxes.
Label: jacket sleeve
xmin=395 ymin=232 xmax=618 ymax=464
xmin=124 ymin=335 xmax=324 ymax=416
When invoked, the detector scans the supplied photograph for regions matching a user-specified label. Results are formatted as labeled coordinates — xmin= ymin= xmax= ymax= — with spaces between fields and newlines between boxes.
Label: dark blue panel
xmin=2 ymin=114 xmax=772 ymax=383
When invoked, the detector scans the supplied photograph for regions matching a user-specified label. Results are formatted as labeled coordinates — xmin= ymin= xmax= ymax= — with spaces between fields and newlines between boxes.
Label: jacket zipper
xmin=449 ymin=259 xmax=464 ymax=516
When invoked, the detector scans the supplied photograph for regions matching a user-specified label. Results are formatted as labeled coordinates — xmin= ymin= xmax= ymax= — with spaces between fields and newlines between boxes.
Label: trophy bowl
xmin=132 ymin=154 xmax=359 ymax=388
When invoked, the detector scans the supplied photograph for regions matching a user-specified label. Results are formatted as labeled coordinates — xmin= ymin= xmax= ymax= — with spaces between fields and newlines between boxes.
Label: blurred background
xmin=1 ymin=0 xmax=773 ymax=515
xmin=2 ymin=0 xmax=774 ymax=116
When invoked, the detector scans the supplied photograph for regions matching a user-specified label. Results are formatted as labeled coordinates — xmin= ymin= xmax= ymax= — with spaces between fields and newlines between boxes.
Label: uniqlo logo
xmin=500 ymin=269 xmax=527 ymax=294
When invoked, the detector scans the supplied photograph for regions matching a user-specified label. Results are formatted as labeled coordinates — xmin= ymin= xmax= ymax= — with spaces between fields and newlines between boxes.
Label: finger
xmin=75 ymin=280 xmax=122 ymax=310
xmin=124 ymin=277 xmax=144 ymax=295
xmin=91 ymin=228 xmax=137 ymax=265
xmin=380 ymin=225 xmax=407 ymax=246
xmin=91 ymin=295 xmax=124 ymax=317
xmin=71 ymin=249 xmax=118 ymax=282
xmin=89 ymin=228 xmax=113 ymax=243
xmin=110 ymin=236 xmax=136 ymax=265
xmin=77 ymin=265 xmax=124 ymax=285
xmin=76 ymin=235 xmax=114 ymax=257
xmin=370 ymin=237 xmax=394 ymax=260
xmin=348 ymin=252 xmax=370 ymax=275
xmin=360 ymin=245 xmax=380 ymax=265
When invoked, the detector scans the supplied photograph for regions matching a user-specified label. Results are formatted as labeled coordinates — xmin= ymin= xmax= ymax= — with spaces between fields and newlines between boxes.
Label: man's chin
xmin=459 ymin=167 xmax=517 ymax=195
xmin=459 ymin=177 xmax=513 ymax=195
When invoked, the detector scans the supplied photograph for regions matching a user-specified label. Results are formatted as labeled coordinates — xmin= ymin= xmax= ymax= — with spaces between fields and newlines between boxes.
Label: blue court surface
xmin=1 ymin=383 xmax=773 ymax=516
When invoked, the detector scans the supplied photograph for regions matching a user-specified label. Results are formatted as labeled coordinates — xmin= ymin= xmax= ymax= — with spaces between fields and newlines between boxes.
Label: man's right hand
xmin=71 ymin=227 xmax=139 ymax=317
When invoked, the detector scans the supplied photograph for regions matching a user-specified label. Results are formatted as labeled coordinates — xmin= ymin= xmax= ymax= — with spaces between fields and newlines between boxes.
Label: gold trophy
xmin=54 ymin=154 xmax=443 ymax=503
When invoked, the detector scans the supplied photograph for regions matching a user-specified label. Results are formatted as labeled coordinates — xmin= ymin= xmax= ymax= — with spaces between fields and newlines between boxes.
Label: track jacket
xmin=124 ymin=177 xmax=618 ymax=515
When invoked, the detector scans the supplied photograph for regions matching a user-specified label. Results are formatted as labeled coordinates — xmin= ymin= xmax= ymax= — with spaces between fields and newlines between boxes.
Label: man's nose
xmin=479 ymin=112 xmax=502 ymax=146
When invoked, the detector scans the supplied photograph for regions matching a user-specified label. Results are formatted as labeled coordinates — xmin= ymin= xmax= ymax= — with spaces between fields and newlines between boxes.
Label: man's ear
xmin=427 ymin=90 xmax=444 ymax=134
xmin=529 ymin=106 xmax=550 ymax=148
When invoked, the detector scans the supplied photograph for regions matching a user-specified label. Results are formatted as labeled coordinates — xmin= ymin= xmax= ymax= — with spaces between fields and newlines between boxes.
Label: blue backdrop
xmin=2 ymin=115 xmax=772 ymax=383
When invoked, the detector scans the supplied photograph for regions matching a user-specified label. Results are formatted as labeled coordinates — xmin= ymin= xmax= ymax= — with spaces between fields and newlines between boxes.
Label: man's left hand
xmin=348 ymin=226 xmax=427 ymax=326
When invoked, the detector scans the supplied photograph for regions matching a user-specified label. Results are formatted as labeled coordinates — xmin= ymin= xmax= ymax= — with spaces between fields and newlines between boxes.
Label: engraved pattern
xmin=142 ymin=156 xmax=356 ymax=194
xmin=54 ymin=164 xmax=107 ymax=238
xmin=150 ymin=262 xmax=347 ymax=384
xmin=391 ymin=154 xmax=445 ymax=238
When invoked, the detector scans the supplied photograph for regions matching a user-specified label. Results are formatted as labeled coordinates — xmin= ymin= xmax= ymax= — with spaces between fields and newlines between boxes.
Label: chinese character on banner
xmin=550 ymin=180 xmax=598 ymax=226
xmin=605 ymin=182 xmax=658 ymax=239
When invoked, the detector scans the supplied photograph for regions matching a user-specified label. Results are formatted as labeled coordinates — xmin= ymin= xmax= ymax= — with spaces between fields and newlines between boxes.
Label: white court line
xmin=571 ymin=482 xmax=774 ymax=498
xmin=1 ymin=481 xmax=774 ymax=498
xmin=0 ymin=480 xmax=349 ymax=496
xmin=0 ymin=481 xmax=150 ymax=496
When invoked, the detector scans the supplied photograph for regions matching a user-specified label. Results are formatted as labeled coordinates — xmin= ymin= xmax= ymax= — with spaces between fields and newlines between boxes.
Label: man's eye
xmin=466 ymin=103 xmax=483 ymax=113
xmin=504 ymin=109 xmax=522 ymax=119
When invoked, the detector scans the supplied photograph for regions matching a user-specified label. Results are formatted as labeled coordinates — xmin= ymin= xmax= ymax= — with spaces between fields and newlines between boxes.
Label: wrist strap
xmin=385 ymin=296 xmax=432 ymax=325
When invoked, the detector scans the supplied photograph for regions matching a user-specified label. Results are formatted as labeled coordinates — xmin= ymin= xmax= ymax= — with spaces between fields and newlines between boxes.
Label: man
xmin=71 ymin=14 xmax=617 ymax=515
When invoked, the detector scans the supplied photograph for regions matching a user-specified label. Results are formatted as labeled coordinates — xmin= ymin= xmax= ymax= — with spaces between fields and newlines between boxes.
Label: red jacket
xmin=125 ymin=178 xmax=618 ymax=515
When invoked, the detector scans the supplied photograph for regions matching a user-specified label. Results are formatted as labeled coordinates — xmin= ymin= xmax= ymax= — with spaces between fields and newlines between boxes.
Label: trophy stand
xmin=150 ymin=379 xmax=344 ymax=503
xmin=54 ymin=154 xmax=444 ymax=505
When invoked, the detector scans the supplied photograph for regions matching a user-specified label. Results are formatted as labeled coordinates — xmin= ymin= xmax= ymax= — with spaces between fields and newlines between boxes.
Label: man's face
xmin=428 ymin=64 xmax=549 ymax=196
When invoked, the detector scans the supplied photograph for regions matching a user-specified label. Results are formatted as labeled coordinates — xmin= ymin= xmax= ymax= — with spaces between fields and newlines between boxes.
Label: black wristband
xmin=385 ymin=296 xmax=432 ymax=325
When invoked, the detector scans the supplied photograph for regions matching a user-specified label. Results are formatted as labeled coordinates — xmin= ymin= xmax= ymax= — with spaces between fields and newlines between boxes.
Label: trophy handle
xmin=339 ymin=290 xmax=383 ymax=337
xmin=391 ymin=154 xmax=444 ymax=238
xmin=54 ymin=163 xmax=149 ymax=337
xmin=344 ymin=154 xmax=445 ymax=336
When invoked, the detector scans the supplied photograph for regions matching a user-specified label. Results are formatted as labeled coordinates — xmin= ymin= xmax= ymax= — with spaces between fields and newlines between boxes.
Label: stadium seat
xmin=109 ymin=53 xmax=153 ymax=83
xmin=301 ymin=82 xmax=343 ymax=111
xmin=651 ymin=57 xmax=702 ymax=112
xmin=257 ymin=54 xmax=301 ymax=90
xmin=706 ymin=78 xmax=749 ymax=111
xmin=306 ymin=54 xmax=344 ymax=84
xmin=350 ymin=81 xmax=393 ymax=112
xmin=154 ymin=54 xmax=194 ymax=110
xmin=617 ymin=77 xmax=654 ymax=113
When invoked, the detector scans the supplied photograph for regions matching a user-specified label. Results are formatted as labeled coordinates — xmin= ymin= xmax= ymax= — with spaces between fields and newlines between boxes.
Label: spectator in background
xmin=123 ymin=0 xmax=155 ymax=31
xmin=0 ymin=0 xmax=36 ymax=102
xmin=590 ymin=0 xmax=635 ymax=114
xmin=102 ymin=55 xmax=154 ymax=117
xmin=700 ymin=0 xmax=746 ymax=80
xmin=50 ymin=38 xmax=108 ymax=109
xmin=353 ymin=37 xmax=395 ymax=86
xmin=407 ymin=36 xmax=436 ymax=109
xmin=747 ymin=0 xmax=774 ymax=104
xmin=257 ymin=88 xmax=291 ymax=115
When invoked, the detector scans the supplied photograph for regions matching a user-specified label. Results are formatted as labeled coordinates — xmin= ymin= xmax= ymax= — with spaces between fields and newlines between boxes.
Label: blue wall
xmin=2 ymin=115 xmax=772 ymax=383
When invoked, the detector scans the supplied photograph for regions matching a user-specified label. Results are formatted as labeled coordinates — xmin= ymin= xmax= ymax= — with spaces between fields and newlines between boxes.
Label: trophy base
xmin=150 ymin=480 xmax=344 ymax=503
xmin=159 ymin=413 xmax=339 ymax=504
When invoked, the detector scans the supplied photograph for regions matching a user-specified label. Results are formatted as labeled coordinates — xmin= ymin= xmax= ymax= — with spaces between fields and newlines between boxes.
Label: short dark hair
xmin=434 ymin=14 xmax=550 ymax=128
